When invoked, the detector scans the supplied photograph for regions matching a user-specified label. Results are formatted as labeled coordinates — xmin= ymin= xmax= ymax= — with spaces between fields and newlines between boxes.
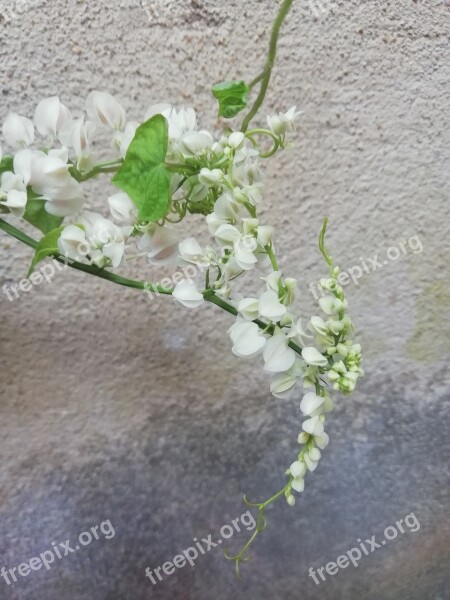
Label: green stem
xmin=265 ymin=244 xmax=279 ymax=271
xmin=0 ymin=218 xmax=37 ymax=249
xmin=0 ymin=219 xmax=303 ymax=354
xmin=241 ymin=0 xmax=294 ymax=133
xmin=0 ymin=218 xmax=173 ymax=295
xmin=245 ymin=128 xmax=279 ymax=142
xmin=248 ymin=72 xmax=264 ymax=90
xmin=165 ymin=163 xmax=196 ymax=174
xmin=246 ymin=128 xmax=281 ymax=159
xmin=70 ymin=161 xmax=123 ymax=182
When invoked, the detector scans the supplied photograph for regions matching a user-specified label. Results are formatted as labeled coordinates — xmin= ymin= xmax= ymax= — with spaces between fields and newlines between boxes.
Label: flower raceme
xmin=0 ymin=93 xmax=363 ymax=500
xmin=0 ymin=83 xmax=363 ymax=573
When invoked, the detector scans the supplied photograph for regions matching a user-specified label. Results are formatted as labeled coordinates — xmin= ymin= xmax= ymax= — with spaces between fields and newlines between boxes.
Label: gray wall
xmin=0 ymin=1 xmax=449 ymax=599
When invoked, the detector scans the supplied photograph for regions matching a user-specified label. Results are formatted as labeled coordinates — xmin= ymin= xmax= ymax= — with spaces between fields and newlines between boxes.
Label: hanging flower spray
xmin=0 ymin=0 xmax=363 ymax=576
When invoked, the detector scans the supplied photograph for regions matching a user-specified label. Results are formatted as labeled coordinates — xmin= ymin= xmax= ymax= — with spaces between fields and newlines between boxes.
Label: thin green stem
xmin=70 ymin=161 xmax=123 ymax=182
xmin=265 ymin=244 xmax=279 ymax=271
xmin=0 ymin=218 xmax=173 ymax=295
xmin=248 ymin=72 xmax=264 ymax=90
xmin=0 ymin=219 xmax=303 ymax=354
xmin=241 ymin=0 xmax=294 ymax=133
xmin=245 ymin=128 xmax=279 ymax=142
xmin=0 ymin=218 xmax=37 ymax=249
xmin=246 ymin=128 xmax=281 ymax=159
xmin=259 ymin=141 xmax=281 ymax=159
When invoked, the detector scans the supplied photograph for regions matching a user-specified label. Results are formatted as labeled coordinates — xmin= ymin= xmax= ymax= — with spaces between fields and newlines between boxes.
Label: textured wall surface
xmin=1 ymin=1 xmax=449 ymax=599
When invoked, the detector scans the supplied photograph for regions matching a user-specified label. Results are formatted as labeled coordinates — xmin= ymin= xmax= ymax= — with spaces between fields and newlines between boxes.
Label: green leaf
xmin=24 ymin=190 xmax=64 ymax=234
xmin=112 ymin=114 xmax=170 ymax=222
xmin=212 ymin=80 xmax=249 ymax=118
xmin=0 ymin=155 xmax=14 ymax=175
xmin=28 ymin=226 xmax=65 ymax=276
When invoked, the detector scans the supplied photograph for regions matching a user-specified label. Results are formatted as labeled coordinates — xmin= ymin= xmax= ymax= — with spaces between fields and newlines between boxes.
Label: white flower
xmin=233 ymin=143 xmax=259 ymax=166
xmin=264 ymin=271 xmax=282 ymax=292
xmin=108 ymin=192 xmax=137 ymax=224
xmin=177 ymin=130 xmax=214 ymax=157
xmin=35 ymin=152 xmax=84 ymax=216
xmin=270 ymin=371 xmax=296 ymax=399
xmin=115 ymin=121 xmax=139 ymax=157
xmin=59 ymin=117 xmax=96 ymax=165
xmin=173 ymin=280 xmax=204 ymax=309
xmin=178 ymin=237 xmax=207 ymax=266
xmin=319 ymin=296 xmax=348 ymax=316
xmin=214 ymin=223 xmax=246 ymax=248
xmin=267 ymin=106 xmax=301 ymax=136
xmin=221 ymin=257 xmax=243 ymax=281
xmin=146 ymin=104 xmax=196 ymax=141
xmin=13 ymin=148 xmax=84 ymax=217
xmin=263 ymin=332 xmax=296 ymax=373
xmin=86 ymin=91 xmax=126 ymax=130
xmin=233 ymin=184 xmax=262 ymax=207
xmin=282 ymin=277 xmax=297 ymax=306
xmin=304 ymin=454 xmax=319 ymax=472
xmin=301 ymin=346 xmax=328 ymax=367
xmin=205 ymin=192 xmax=239 ymax=235
xmin=289 ymin=460 xmax=307 ymax=479
xmin=237 ymin=297 xmax=260 ymax=321
xmin=0 ymin=172 xmax=27 ymax=217
xmin=269 ymin=358 xmax=303 ymax=399
xmin=58 ymin=213 xmax=127 ymax=268
xmin=319 ymin=296 xmax=336 ymax=315
xmin=257 ymin=225 xmax=273 ymax=247
xmin=145 ymin=102 xmax=173 ymax=122
xmin=242 ymin=217 xmax=259 ymax=236
xmin=34 ymin=96 xmax=71 ymax=138
xmin=228 ymin=319 xmax=266 ymax=358
xmin=234 ymin=236 xmax=258 ymax=271
xmin=198 ymin=168 xmax=224 ymax=187
xmin=302 ymin=415 xmax=324 ymax=437
xmin=291 ymin=477 xmax=305 ymax=492
xmin=259 ymin=289 xmax=287 ymax=322
xmin=286 ymin=494 xmax=296 ymax=507
xmin=13 ymin=149 xmax=39 ymax=186
xmin=300 ymin=392 xmax=325 ymax=417
xmin=310 ymin=447 xmax=321 ymax=461
xmin=315 ymin=432 xmax=330 ymax=450
xmin=2 ymin=113 xmax=34 ymax=148
xmin=138 ymin=224 xmax=179 ymax=266
xmin=304 ymin=447 xmax=322 ymax=472
xmin=58 ymin=224 xmax=87 ymax=259
xmin=309 ymin=315 xmax=329 ymax=336
xmin=81 ymin=212 xmax=127 ymax=268
xmin=183 ymin=179 xmax=208 ymax=204
xmin=228 ymin=131 xmax=245 ymax=149
xmin=288 ymin=319 xmax=312 ymax=346
xmin=298 ymin=432 xmax=309 ymax=444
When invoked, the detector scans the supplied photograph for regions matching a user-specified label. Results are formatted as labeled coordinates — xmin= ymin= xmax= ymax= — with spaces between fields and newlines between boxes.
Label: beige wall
xmin=0 ymin=1 xmax=449 ymax=599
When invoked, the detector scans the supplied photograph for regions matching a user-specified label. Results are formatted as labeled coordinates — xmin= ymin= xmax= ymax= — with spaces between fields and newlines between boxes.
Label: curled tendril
xmin=224 ymin=510 xmax=268 ymax=579
xmin=245 ymin=129 xmax=281 ymax=159
xmin=224 ymin=485 xmax=290 ymax=578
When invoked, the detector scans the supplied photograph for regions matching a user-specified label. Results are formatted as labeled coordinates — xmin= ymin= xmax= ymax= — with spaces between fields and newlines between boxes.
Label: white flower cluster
xmin=1 ymin=93 xmax=363 ymax=506
xmin=0 ymin=93 xmax=296 ymax=271
xmin=282 ymin=266 xmax=364 ymax=506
